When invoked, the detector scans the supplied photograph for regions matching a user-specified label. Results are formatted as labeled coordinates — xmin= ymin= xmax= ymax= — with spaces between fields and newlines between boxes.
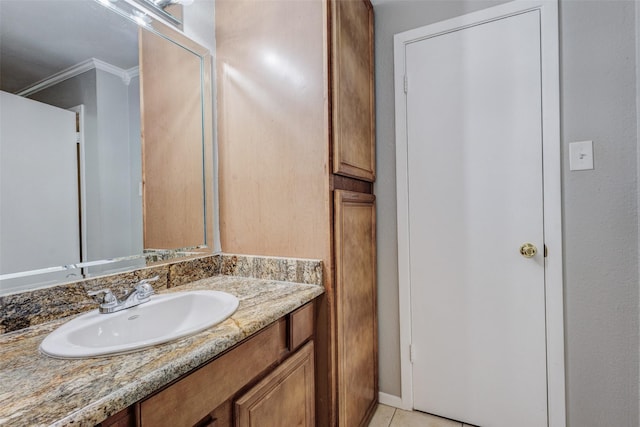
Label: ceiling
xmin=0 ymin=0 xmax=139 ymax=93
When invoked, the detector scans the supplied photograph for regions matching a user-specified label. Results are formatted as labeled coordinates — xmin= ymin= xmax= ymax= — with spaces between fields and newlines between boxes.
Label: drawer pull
xmin=194 ymin=414 xmax=217 ymax=427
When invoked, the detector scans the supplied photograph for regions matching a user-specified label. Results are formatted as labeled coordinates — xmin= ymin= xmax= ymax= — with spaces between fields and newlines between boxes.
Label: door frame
xmin=68 ymin=105 xmax=87 ymax=267
xmin=393 ymin=1 xmax=565 ymax=425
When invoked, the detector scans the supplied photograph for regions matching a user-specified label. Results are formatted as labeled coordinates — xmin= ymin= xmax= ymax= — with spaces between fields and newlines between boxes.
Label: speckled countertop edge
xmin=0 ymin=276 xmax=324 ymax=427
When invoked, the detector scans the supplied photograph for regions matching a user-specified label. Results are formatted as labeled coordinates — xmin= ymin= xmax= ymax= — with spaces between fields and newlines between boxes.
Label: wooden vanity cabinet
xmin=139 ymin=319 xmax=289 ymax=426
xmin=98 ymin=302 xmax=315 ymax=427
xmin=216 ymin=1 xmax=377 ymax=426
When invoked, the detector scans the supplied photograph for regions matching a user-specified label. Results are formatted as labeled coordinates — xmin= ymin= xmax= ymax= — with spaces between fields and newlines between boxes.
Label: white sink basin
xmin=40 ymin=290 xmax=239 ymax=359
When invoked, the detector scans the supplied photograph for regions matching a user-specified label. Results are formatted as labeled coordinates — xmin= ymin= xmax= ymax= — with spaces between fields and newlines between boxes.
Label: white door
xmin=0 ymin=91 xmax=81 ymax=292
xmin=405 ymin=10 xmax=547 ymax=427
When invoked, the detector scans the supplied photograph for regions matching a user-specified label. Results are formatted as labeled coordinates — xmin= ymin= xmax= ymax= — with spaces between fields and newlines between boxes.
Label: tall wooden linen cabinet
xmin=216 ymin=0 xmax=377 ymax=426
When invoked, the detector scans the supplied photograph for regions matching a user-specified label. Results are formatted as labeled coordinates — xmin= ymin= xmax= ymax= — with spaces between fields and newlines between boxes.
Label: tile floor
xmin=368 ymin=404 xmax=477 ymax=427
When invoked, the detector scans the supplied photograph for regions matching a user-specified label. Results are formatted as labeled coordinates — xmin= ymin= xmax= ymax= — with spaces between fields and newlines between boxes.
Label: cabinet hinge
xmin=404 ymin=74 xmax=408 ymax=93
xmin=409 ymin=344 xmax=414 ymax=363
xmin=544 ymin=244 xmax=548 ymax=258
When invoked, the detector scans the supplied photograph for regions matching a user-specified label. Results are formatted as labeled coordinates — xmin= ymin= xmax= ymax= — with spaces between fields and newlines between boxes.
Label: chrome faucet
xmin=88 ymin=276 xmax=158 ymax=314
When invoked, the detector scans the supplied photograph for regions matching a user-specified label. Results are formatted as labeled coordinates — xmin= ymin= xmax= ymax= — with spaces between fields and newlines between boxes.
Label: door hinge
xmin=404 ymin=74 xmax=408 ymax=93
xmin=544 ymin=244 xmax=548 ymax=258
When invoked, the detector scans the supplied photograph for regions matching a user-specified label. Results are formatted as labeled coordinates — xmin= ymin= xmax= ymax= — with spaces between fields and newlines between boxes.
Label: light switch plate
xmin=569 ymin=140 xmax=594 ymax=171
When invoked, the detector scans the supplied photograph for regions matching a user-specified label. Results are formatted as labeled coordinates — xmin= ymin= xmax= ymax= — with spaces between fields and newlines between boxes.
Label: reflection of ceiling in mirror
xmin=0 ymin=0 xmax=139 ymax=94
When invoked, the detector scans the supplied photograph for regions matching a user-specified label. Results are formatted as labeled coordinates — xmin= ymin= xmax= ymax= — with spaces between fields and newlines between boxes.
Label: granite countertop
xmin=0 ymin=275 xmax=324 ymax=427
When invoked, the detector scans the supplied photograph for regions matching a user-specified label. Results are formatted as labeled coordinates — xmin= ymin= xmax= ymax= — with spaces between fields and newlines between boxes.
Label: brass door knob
xmin=520 ymin=243 xmax=537 ymax=258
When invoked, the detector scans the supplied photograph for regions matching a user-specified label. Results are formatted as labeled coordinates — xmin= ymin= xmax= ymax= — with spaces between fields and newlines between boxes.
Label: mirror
xmin=0 ymin=0 xmax=214 ymax=295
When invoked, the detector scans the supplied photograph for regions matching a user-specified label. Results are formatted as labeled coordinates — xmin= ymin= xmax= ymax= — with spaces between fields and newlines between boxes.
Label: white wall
xmin=29 ymin=68 xmax=145 ymax=274
xmin=374 ymin=0 xmax=639 ymax=424
xmin=90 ymin=69 xmax=145 ymax=274
xmin=95 ymin=69 xmax=136 ymax=259
xmin=560 ymin=1 xmax=638 ymax=425
xmin=183 ymin=0 xmax=216 ymax=53
xmin=129 ymin=76 xmax=143 ymax=256
xmin=638 ymin=1 xmax=640 ymax=422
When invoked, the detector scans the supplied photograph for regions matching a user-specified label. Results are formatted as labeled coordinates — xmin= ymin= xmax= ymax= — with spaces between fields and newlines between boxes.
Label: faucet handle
xmin=88 ymin=289 xmax=118 ymax=307
xmin=135 ymin=283 xmax=155 ymax=299
xmin=135 ymin=276 xmax=158 ymax=298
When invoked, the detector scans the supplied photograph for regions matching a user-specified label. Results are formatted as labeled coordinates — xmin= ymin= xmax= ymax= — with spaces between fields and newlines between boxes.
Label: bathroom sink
xmin=40 ymin=290 xmax=239 ymax=359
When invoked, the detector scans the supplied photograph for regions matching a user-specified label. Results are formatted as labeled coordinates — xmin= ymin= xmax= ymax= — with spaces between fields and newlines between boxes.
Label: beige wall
xmin=373 ymin=0 xmax=639 ymax=425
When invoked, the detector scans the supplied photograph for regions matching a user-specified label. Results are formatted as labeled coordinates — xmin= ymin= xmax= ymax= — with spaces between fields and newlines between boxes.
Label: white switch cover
xmin=569 ymin=140 xmax=594 ymax=171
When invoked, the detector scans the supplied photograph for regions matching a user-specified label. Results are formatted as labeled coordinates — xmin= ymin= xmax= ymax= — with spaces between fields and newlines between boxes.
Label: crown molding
xmin=17 ymin=58 xmax=134 ymax=97
xmin=126 ymin=66 xmax=140 ymax=83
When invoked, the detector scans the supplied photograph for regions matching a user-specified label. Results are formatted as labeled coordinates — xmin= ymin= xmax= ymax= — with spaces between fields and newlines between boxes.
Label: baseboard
xmin=378 ymin=392 xmax=404 ymax=409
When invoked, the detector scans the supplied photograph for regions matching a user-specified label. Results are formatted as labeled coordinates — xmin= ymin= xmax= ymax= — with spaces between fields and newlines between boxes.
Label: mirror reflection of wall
xmin=29 ymin=53 xmax=145 ymax=278
xmin=140 ymin=29 xmax=205 ymax=250
xmin=0 ymin=0 xmax=215 ymax=295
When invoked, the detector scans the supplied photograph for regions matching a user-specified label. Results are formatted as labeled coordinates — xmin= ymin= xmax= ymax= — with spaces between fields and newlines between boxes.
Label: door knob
xmin=519 ymin=243 xmax=537 ymax=258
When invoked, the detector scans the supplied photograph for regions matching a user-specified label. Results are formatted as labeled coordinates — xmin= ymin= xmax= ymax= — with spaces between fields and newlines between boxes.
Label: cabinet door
xmin=331 ymin=0 xmax=375 ymax=182
xmin=235 ymin=342 xmax=315 ymax=427
xmin=334 ymin=190 xmax=377 ymax=426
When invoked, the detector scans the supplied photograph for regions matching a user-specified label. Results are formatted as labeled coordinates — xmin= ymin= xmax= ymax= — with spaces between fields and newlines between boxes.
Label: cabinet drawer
xmin=140 ymin=319 xmax=287 ymax=427
xmin=98 ymin=406 xmax=135 ymax=427
xmin=289 ymin=302 xmax=314 ymax=351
